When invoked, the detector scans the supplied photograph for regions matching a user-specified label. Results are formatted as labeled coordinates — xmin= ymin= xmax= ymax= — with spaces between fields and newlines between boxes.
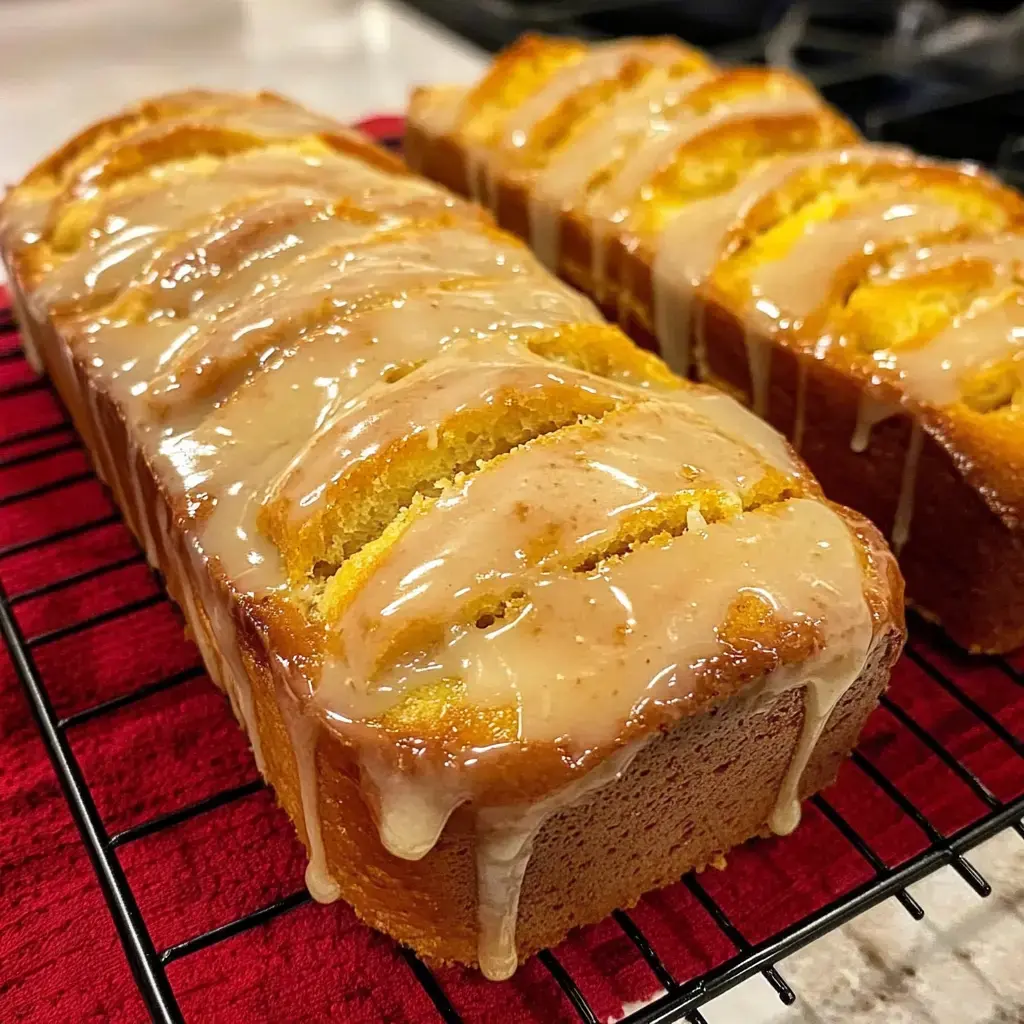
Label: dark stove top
xmin=403 ymin=0 xmax=1024 ymax=186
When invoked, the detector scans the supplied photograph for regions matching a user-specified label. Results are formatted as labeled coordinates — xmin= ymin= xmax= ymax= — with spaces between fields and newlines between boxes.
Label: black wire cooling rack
xmin=0 ymin=291 xmax=1021 ymax=1024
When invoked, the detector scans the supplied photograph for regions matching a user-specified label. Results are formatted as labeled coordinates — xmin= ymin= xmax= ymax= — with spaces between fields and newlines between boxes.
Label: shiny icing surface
xmin=651 ymin=145 xmax=911 ymax=374
xmin=320 ymin=496 xmax=873 ymax=747
xmin=34 ymin=149 xmax=443 ymax=314
xmin=582 ymin=92 xmax=821 ymax=232
xmin=746 ymin=194 xmax=970 ymax=330
xmin=855 ymin=236 xmax=1024 ymax=406
xmin=886 ymin=293 xmax=1024 ymax=408
xmin=5 ymin=86 xmax=894 ymax=979
xmin=497 ymin=39 xmax=688 ymax=160
xmin=529 ymin=68 xmax=714 ymax=267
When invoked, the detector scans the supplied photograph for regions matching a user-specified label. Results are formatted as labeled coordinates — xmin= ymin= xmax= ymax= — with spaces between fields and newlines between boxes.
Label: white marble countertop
xmin=0 ymin=0 xmax=486 ymax=186
xmin=699 ymin=829 xmax=1024 ymax=1024
xmin=0 ymin=1 xmax=1019 ymax=1019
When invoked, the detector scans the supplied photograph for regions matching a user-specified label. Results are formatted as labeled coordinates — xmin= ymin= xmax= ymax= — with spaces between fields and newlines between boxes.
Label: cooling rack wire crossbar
xmin=1 ymin=133 xmax=1022 ymax=1024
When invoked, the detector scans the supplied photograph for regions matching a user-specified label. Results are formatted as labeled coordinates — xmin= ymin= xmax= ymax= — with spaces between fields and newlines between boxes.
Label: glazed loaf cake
xmin=1 ymin=89 xmax=904 ymax=978
xmin=406 ymin=34 xmax=1024 ymax=654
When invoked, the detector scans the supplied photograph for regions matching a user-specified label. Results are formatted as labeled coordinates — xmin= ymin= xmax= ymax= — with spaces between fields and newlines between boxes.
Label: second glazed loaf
xmin=407 ymin=34 xmax=1024 ymax=653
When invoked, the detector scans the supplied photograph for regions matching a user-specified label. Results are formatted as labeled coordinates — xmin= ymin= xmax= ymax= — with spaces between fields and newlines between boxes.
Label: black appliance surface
xmin=403 ymin=0 xmax=1024 ymax=185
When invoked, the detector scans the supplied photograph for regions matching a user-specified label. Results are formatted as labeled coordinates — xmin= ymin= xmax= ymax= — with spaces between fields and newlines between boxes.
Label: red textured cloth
xmin=0 ymin=277 xmax=1021 ymax=1024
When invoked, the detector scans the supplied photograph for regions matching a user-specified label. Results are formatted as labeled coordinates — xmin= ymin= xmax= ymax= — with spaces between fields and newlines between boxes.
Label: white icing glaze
xmin=82 ymin=374 xmax=119 ymax=491
xmin=409 ymin=86 xmax=466 ymax=138
xmin=172 ymin=504 xmax=269 ymax=775
xmin=879 ymin=288 xmax=1024 ymax=407
xmin=583 ymin=92 xmax=823 ymax=297
xmin=33 ymin=154 xmax=424 ymax=317
xmin=744 ymin=319 xmax=772 ymax=417
xmin=653 ymin=262 xmax=697 ymax=375
xmin=154 ymin=496 xmax=268 ymax=775
xmin=687 ymin=505 xmax=709 ymax=532
xmin=194 ymin=551 xmax=267 ymax=776
xmin=474 ymin=741 xmax=643 ymax=980
xmin=276 ymin=677 xmax=341 ymax=904
xmin=682 ymin=387 xmax=801 ymax=475
xmin=584 ymin=94 xmax=822 ymax=231
xmin=271 ymin=352 xmax=636 ymax=529
xmin=498 ymin=42 xmax=675 ymax=158
xmin=528 ymin=69 xmax=714 ymax=273
xmin=892 ymin=422 xmax=924 ymax=555
xmin=652 ymin=154 xmax=819 ymax=374
xmin=316 ymin=500 xmax=872 ymax=750
xmin=125 ymin=443 xmax=158 ymax=565
xmin=851 ymin=393 xmax=899 ymax=453
xmin=792 ymin=358 xmax=809 ymax=452
xmin=746 ymin=194 xmax=968 ymax=335
xmin=693 ymin=294 xmax=712 ymax=382
xmin=650 ymin=146 xmax=905 ymax=376
xmin=8 ymin=283 xmax=44 ymax=372
xmin=163 ymin=278 xmax=601 ymax=596
xmin=766 ymin=626 xmax=872 ymax=834
xmin=879 ymin=234 xmax=1024 ymax=284
xmin=528 ymin=193 xmax=561 ymax=273
xmin=360 ymin=753 xmax=467 ymax=861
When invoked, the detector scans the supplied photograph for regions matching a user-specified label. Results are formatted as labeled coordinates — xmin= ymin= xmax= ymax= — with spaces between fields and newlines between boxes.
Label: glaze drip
xmin=475 ymin=742 xmax=643 ymax=980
